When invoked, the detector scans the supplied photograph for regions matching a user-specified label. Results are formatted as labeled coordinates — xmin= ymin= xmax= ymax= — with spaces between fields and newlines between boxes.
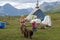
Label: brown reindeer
xmin=20 ymin=25 xmax=33 ymax=39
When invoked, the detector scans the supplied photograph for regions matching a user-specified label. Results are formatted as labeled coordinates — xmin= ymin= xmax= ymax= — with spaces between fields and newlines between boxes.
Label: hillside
xmin=0 ymin=3 xmax=32 ymax=16
xmin=40 ymin=1 xmax=60 ymax=12
xmin=0 ymin=13 xmax=60 ymax=40
xmin=47 ymin=5 xmax=60 ymax=13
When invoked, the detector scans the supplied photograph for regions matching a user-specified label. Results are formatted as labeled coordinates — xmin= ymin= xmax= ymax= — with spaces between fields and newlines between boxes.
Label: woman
xmin=20 ymin=15 xmax=26 ymax=34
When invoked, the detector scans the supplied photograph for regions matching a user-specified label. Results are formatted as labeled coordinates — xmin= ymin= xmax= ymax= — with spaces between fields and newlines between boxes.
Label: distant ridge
xmin=40 ymin=1 xmax=60 ymax=12
xmin=0 ymin=3 xmax=32 ymax=16
xmin=0 ymin=1 xmax=60 ymax=16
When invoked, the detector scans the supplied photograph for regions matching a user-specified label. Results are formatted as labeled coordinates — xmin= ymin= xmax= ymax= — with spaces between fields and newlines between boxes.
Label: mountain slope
xmin=48 ymin=5 xmax=60 ymax=13
xmin=40 ymin=1 xmax=60 ymax=12
xmin=3 ymin=4 xmax=19 ymax=16
xmin=0 ymin=3 xmax=32 ymax=16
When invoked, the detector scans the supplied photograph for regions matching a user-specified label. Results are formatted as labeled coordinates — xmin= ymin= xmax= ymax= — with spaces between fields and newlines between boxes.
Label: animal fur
xmin=23 ymin=28 xmax=33 ymax=39
xmin=20 ymin=25 xmax=33 ymax=39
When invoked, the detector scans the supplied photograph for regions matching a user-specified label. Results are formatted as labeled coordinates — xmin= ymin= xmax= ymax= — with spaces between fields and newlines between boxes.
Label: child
xmin=31 ymin=21 xmax=37 ymax=32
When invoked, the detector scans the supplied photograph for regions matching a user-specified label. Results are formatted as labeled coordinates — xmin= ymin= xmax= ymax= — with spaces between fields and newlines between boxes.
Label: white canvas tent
xmin=41 ymin=15 xmax=51 ymax=26
xmin=25 ymin=8 xmax=45 ymax=21
xmin=25 ymin=0 xmax=45 ymax=21
xmin=30 ymin=19 xmax=41 ymax=23
xmin=25 ymin=9 xmax=38 ymax=20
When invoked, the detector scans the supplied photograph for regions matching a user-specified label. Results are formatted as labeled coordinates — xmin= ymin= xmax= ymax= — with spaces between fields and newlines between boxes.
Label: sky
xmin=0 ymin=0 xmax=59 ymax=9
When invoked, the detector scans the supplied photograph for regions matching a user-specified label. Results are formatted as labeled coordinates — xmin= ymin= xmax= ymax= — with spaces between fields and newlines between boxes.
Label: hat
xmin=20 ymin=15 xmax=25 ymax=18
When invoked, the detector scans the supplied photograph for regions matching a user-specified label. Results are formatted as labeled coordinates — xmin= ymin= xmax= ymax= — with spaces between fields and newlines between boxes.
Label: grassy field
xmin=0 ymin=13 xmax=60 ymax=40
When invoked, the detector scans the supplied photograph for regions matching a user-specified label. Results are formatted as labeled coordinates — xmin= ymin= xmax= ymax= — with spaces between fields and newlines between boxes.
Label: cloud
xmin=0 ymin=0 xmax=36 ymax=3
xmin=0 ymin=0 xmax=59 ymax=9
xmin=0 ymin=1 xmax=43 ymax=9
xmin=0 ymin=0 xmax=58 ymax=3
xmin=44 ymin=0 xmax=58 ymax=2
xmin=10 ymin=2 xmax=36 ymax=9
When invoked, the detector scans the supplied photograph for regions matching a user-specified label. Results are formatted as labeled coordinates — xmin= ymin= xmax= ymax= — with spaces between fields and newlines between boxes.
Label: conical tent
xmin=26 ymin=8 xmax=45 ymax=21
xmin=33 ymin=9 xmax=45 ymax=21
xmin=26 ymin=0 xmax=45 ymax=21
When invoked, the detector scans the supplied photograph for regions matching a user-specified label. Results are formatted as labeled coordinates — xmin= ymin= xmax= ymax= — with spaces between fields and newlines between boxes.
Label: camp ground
xmin=0 ymin=0 xmax=60 ymax=40
xmin=25 ymin=0 xmax=51 ymax=28
xmin=0 ymin=12 xmax=60 ymax=40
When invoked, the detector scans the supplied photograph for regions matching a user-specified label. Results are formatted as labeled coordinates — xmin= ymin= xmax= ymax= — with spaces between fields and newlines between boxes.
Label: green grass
xmin=0 ymin=13 xmax=60 ymax=40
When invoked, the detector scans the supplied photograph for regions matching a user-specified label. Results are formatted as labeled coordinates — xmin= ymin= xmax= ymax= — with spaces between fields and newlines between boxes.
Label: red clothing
xmin=20 ymin=18 xmax=25 ymax=27
xmin=32 ymin=22 xmax=36 ymax=28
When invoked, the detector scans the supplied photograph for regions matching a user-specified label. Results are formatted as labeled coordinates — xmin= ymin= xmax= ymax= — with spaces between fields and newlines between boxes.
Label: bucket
xmin=0 ymin=22 xmax=5 ymax=29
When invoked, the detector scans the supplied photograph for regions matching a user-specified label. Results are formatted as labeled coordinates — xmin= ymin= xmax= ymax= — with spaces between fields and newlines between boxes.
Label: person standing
xmin=20 ymin=15 xmax=26 ymax=34
xmin=31 ymin=21 xmax=37 ymax=32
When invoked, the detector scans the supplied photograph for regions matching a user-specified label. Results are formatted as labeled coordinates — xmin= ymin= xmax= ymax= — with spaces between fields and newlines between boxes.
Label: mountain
xmin=18 ymin=8 xmax=32 ymax=15
xmin=40 ymin=1 xmax=60 ymax=12
xmin=48 ymin=5 xmax=60 ymax=13
xmin=0 ymin=1 xmax=60 ymax=16
xmin=0 ymin=3 xmax=32 ymax=16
